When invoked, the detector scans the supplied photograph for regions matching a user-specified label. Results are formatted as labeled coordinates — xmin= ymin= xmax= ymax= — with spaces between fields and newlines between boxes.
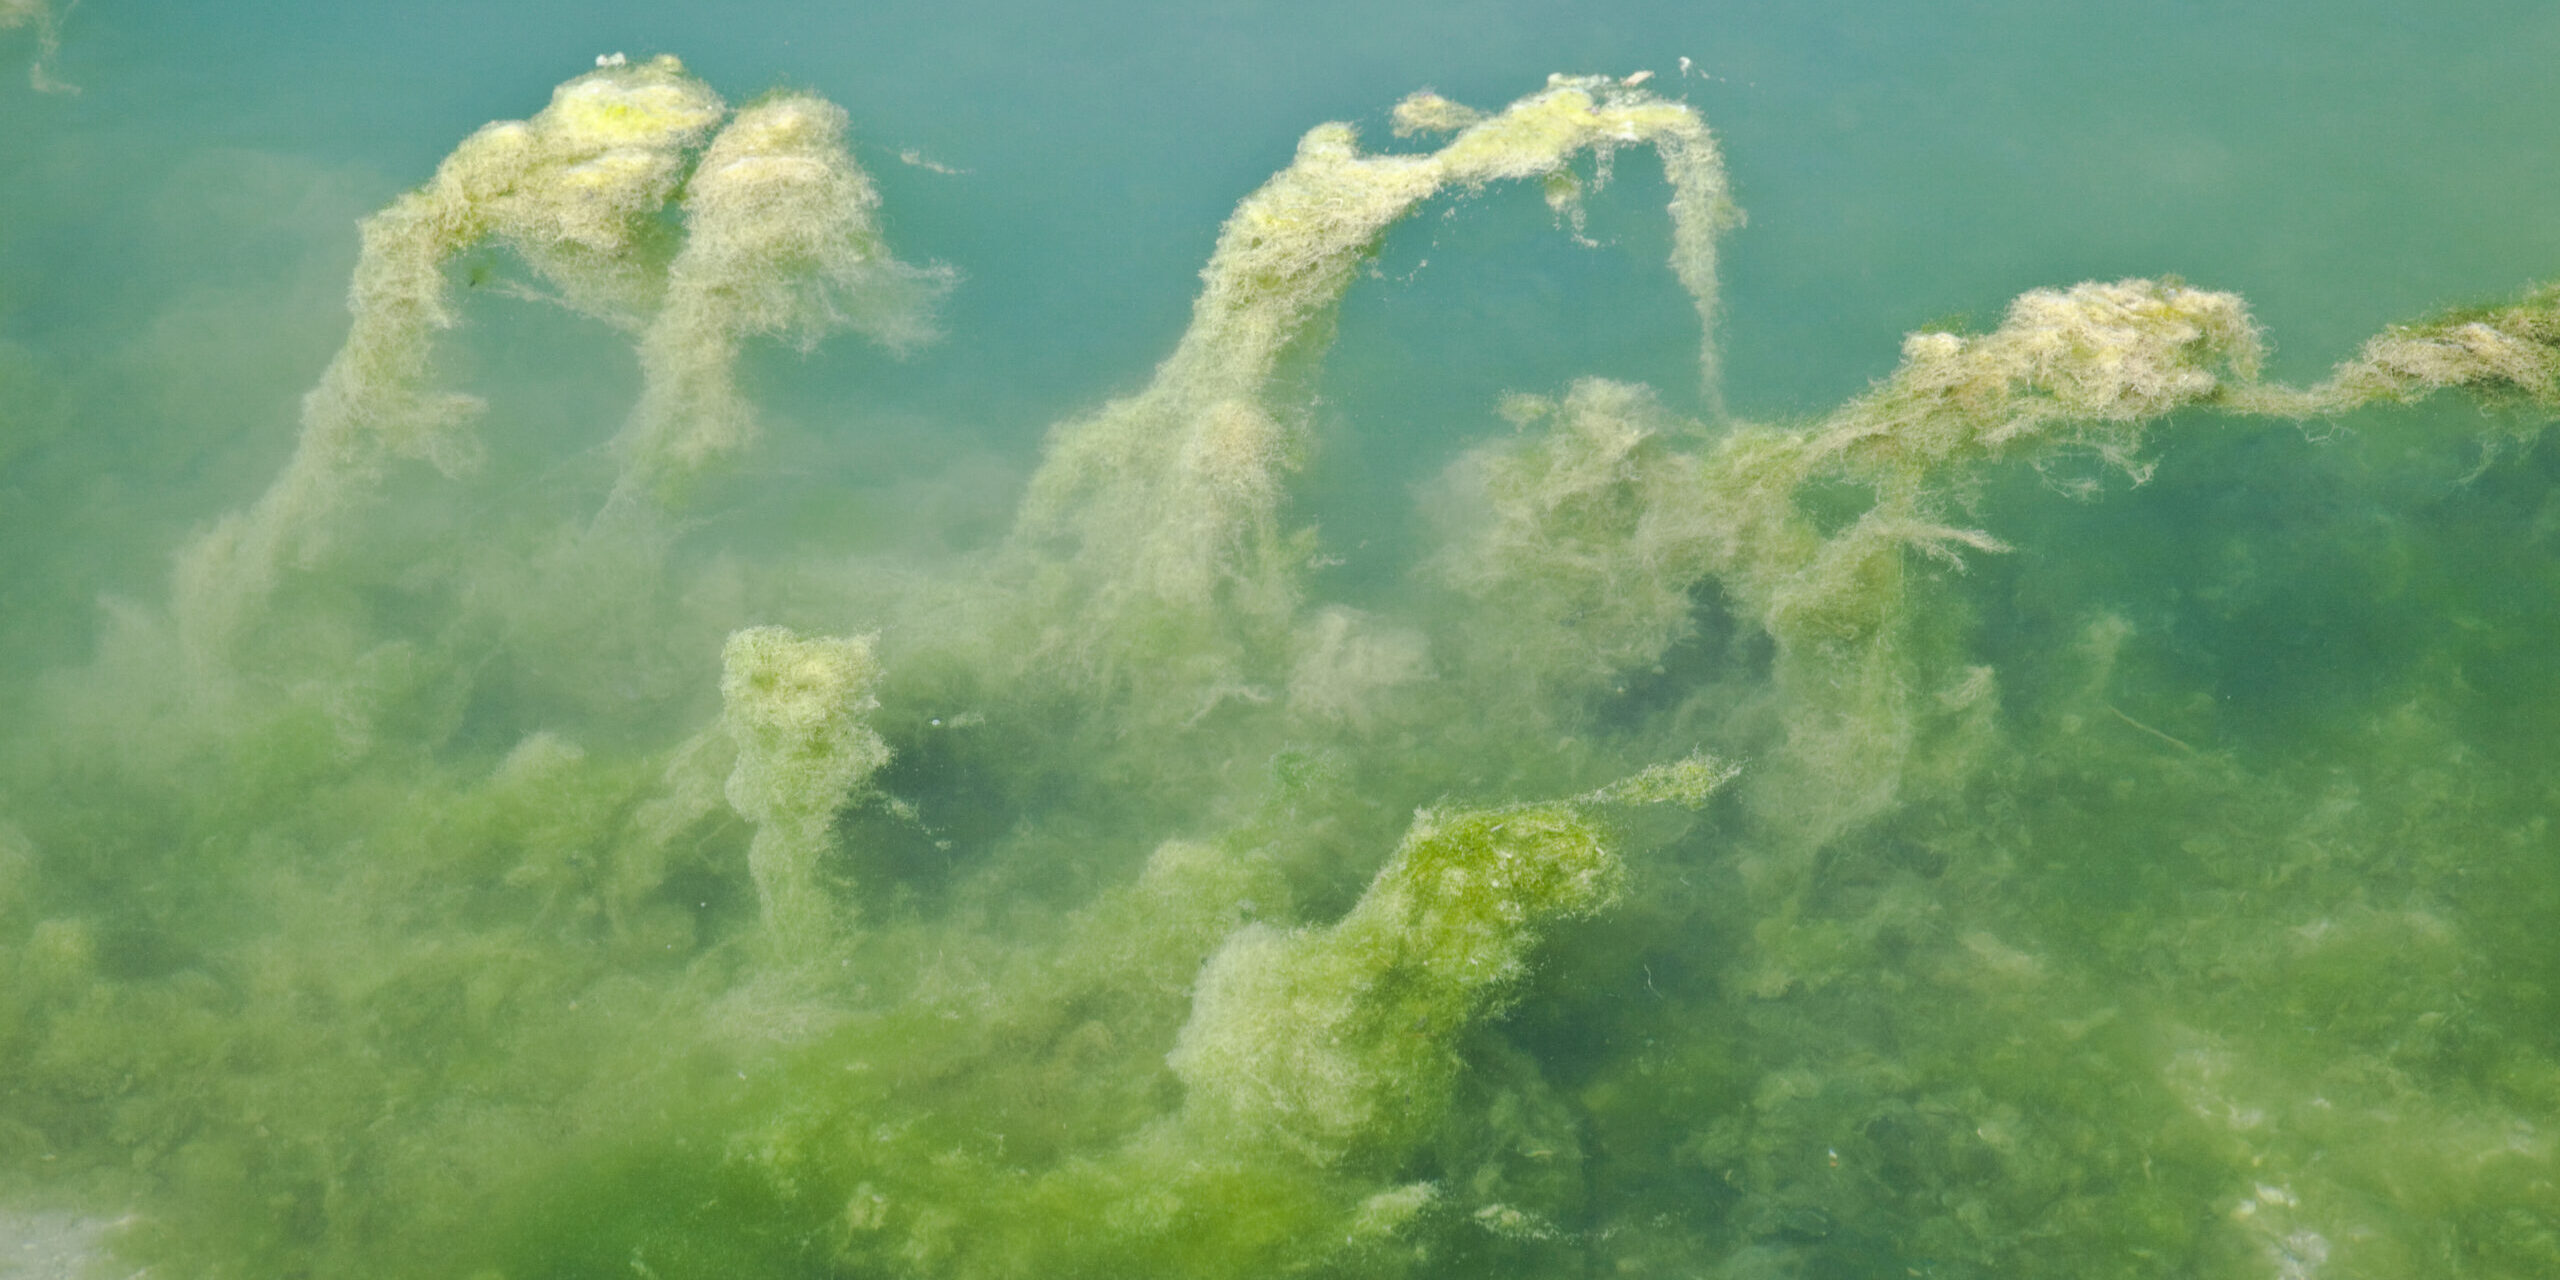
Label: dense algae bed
xmin=1 ymin=48 xmax=2559 ymax=1280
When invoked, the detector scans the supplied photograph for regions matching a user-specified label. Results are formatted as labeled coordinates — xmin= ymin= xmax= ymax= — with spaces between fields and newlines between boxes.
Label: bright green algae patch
xmin=4 ymin=58 xmax=2560 ymax=1279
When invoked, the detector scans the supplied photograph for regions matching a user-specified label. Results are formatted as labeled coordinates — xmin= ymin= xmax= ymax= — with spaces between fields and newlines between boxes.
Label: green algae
xmin=2 ymin=57 xmax=2559 ymax=1280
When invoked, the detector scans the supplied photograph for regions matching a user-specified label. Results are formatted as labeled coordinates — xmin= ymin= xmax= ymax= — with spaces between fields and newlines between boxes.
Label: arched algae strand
xmin=1005 ymin=75 xmax=1738 ymax=713
xmin=3 ymin=55 xmax=2560 ymax=1280
xmin=170 ymin=58 xmax=723 ymax=660
xmin=170 ymin=57 xmax=942 ymax=674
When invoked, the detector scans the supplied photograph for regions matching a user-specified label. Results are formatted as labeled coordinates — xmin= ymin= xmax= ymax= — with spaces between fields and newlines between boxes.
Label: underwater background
xmin=4 ymin=1 xmax=2560 ymax=1276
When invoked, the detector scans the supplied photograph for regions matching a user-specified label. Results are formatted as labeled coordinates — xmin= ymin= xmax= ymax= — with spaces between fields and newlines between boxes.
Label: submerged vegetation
xmin=3 ymin=53 xmax=2559 ymax=1278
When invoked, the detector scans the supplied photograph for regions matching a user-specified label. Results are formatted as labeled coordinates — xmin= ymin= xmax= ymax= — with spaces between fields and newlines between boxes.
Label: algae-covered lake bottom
xmin=3 ymin=5 xmax=2560 ymax=1278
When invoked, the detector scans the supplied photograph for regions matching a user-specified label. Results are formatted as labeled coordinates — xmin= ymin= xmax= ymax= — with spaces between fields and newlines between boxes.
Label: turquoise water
xmin=3 ymin=3 xmax=2559 ymax=1276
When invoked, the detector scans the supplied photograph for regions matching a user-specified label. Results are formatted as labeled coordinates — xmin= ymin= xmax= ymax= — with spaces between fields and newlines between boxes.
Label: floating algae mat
xmin=4 ymin=10 xmax=2560 ymax=1279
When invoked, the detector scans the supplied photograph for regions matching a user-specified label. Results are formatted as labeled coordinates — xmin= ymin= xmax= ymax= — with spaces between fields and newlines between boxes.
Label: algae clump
xmin=721 ymin=626 xmax=891 ymax=956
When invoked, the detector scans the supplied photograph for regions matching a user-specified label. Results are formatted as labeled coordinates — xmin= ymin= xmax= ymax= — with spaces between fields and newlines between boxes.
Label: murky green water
xmin=4 ymin=3 xmax=2558 ymax=1277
